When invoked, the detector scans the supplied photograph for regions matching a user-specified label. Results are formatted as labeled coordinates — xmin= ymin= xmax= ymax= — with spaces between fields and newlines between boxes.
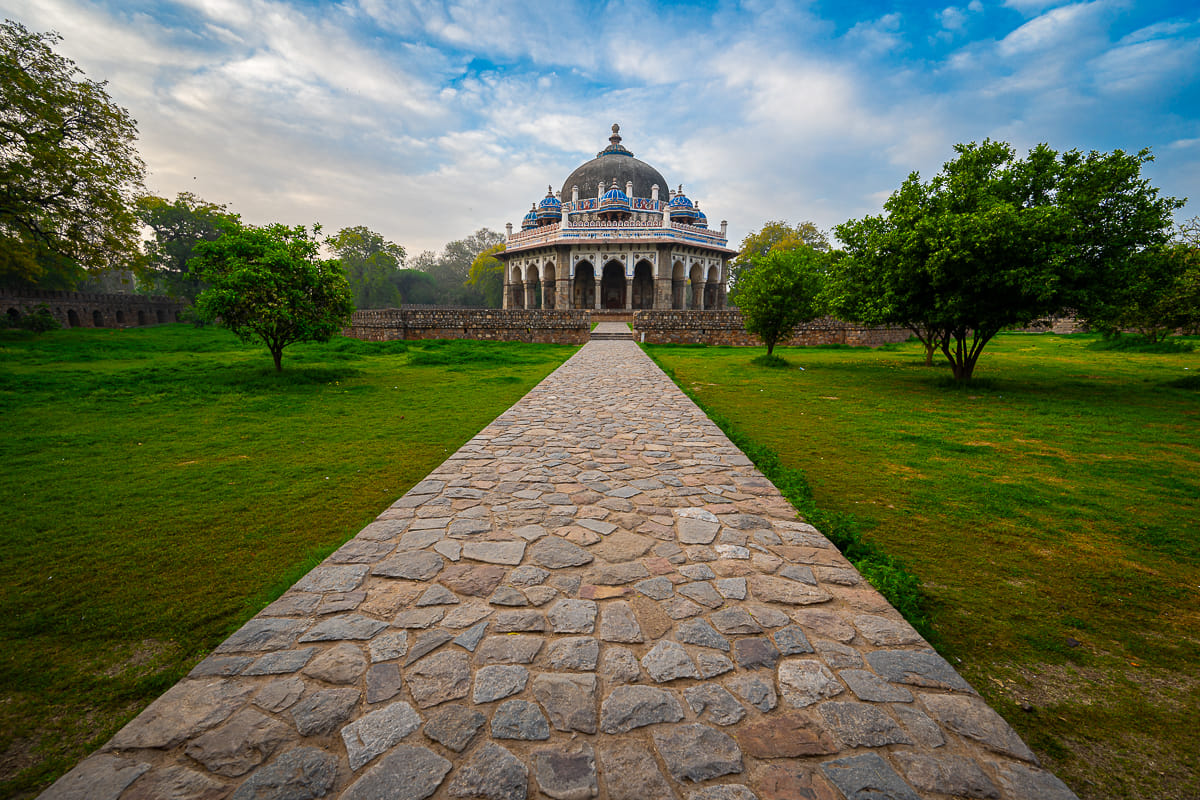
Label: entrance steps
xmin=589 ymin=321 xmax=633 ymax=341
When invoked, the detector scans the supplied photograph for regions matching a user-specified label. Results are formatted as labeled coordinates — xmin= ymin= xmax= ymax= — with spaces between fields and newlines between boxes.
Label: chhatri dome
xmin=501 ymin=124 xmax=734 ymax=311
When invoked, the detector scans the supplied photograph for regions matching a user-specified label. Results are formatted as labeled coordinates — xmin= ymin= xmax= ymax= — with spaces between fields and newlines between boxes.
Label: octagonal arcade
xmin=501 ymin=125 xmax=735 ymax=311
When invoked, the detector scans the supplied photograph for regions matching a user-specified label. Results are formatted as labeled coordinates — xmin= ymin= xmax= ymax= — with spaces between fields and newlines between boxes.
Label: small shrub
xmin=751 ymin=353 xmax=792 ymax=368
xmin=15 ymin=305 xmax=60 ymax=333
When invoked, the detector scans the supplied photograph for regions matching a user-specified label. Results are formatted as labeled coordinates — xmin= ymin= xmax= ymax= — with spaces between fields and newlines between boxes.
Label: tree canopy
xmin=466 ymin=242 xmax=506 ymax=308
xmin=0 ymin=20 xmax=145 ymax=286
xmin=192 ymin=222 xmax=353 ymax=372
xmin=730 ymin=220 xmax=828 ymax=292
xmin=730 ymin=247 xmax=827 ymax=356
xmin=833 ymin=140 xmax=1182 ymax=380
xmin=1086 ymin=216 xmax=1200 ymax=340
xmin=136 ymin=192 xmax=237 ymax=300
xmin=326 ymin=225 xmax=407 ymax=309
xmin=411 ymin=228 xmax=505 ymax=306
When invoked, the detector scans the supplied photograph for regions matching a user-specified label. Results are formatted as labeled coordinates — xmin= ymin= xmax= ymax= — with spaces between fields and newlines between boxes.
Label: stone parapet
xmin=633 ymin=310 xmax=910 ymax=347
xmin=343 ymin=308 xmax=591 ymax=344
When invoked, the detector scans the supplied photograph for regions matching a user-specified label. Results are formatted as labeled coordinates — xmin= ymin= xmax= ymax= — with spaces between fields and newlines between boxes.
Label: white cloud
xmin=1001 ymin=0 xmax=1073 ymax=15
xmin=1090 ymin=37 xmax=1200 ymax=94
xmin=3 ymin=0 xmax=1196 ymax=253
xmin=844 ymin=13 xmax=906 ymax=56
xmin=939 ymin=5 xmax=969 ymax=32
xmin=998 ymin=0 xmax=1108 ymax=57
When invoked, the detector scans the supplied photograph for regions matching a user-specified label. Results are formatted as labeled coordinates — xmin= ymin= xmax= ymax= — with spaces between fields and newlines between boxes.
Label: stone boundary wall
xmin=633 ymin=310 xmax=911 ymax=347
xmin=1021 ymin=314 xmax=1087 ymax=334
xmin=1 ymin=288 xmax=187 ymax=329
xmin=344 ymin=309 xmax=591 ymax=344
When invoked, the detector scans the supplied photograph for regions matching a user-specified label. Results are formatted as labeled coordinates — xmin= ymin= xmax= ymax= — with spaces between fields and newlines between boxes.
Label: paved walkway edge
xmin=41 ymin=338 xmax=1079 ymax=800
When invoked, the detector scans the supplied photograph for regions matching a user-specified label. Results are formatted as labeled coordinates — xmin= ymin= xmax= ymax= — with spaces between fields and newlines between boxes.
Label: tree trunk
xmin=924 ymin=342 xmax=935 ymax=366
xmin=272 ymin=347 xmax=283 ymax=372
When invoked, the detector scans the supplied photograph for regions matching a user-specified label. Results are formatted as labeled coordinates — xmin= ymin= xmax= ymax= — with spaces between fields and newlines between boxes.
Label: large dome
xmin=560 ymin=124 xmax=669 ymax=202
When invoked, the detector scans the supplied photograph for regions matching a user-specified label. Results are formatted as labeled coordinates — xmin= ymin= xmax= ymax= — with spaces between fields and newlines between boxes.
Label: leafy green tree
xmin=730 ymin=220 xmax=828 ymax=292
xmin=0 ymin=20 xmax=145 ymax=286
xmin=1086 ymin=240 xmax=1197 ymax=342
xmin=830 ymin=212 xmax=944 ymax=366
xmin=414 ymin=228 xmax=505 ymax=306
xmin=136 ymin=192 xmax=237 ymax=300
xmin=466 ymin=242 xmax=505 ymax=308
xmin=1107 ymin=216 xmax=1200 ymax=339
xmin=326 ymin=225 xmax=407 ymax=309
xmin=834 ymin=140 xmax=1181 ymax=380
xmin=1174 ymin=218 xmax=1200 ymax=335
xmin=395 ymin=269 xmax=439 ymax=305
xmin=192 ymin=222 xmax=354 ymax=372
xmin=730 ymin=248 xmax=827 ymax=356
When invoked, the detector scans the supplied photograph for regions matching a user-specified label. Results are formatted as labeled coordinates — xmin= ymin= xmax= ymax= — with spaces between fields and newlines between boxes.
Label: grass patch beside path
xmin=0 ymin=325 xmax=575 ymax=798
xmin=646 ymin=333 xmax=1200 ymax=800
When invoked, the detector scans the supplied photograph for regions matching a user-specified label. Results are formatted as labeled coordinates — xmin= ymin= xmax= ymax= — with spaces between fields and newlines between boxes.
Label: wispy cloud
xmin=2 ymin=0 xmax=1196 ymax=252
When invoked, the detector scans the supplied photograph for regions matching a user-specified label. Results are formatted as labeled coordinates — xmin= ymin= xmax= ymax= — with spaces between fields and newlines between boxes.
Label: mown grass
xmin=0 ymin=325 xmax=575 ymax=799
xmin=646 ymin=333 xmax=1200 ymax=800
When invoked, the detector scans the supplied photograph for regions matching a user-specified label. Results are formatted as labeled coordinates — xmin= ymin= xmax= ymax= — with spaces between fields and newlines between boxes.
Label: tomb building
xmin=500 ymin=124 xmax=734 ymax=310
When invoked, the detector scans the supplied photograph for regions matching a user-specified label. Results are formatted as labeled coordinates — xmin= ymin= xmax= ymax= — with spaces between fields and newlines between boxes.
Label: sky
xmin=3 ymin=0 xmax=1199 ymax=256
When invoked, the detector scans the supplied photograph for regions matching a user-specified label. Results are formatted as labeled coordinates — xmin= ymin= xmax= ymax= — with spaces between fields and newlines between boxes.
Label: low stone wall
xmin=344 ymin=308 xmax=591 ymax=344
xmin=1021 ymin=314 xmax=1087 ymax=334
xmin=633 ymin=310 xmax=910 ymax=347
xmin=1 ymin=288 xmax=187 ymax=329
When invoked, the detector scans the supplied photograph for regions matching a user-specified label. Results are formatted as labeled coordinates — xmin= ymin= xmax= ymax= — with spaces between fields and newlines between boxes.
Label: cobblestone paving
xmin=43 ymin=332 xmax=1080 ymax=800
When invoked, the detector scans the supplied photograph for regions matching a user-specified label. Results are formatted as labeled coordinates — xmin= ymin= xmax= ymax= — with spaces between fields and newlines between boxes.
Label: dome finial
xmin=610 ymin=123 xmax=621 ymax=146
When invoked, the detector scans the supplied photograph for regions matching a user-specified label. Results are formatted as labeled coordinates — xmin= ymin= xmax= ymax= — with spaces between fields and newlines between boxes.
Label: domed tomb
xmin=560 ymin=124 xmax=669 ymax=201
xmin=501 ymin=124 xmax=734 ymax=313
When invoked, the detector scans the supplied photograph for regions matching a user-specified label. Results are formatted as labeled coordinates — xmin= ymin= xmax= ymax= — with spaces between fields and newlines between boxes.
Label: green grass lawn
xmin=0 ymin=325 xmax=575 ymax=799
xmin=646 ymin=333 xmax=1200 ymax=800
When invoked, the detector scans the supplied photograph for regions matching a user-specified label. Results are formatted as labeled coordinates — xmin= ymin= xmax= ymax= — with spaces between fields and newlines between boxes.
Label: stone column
xmin=624 ymin=272 xmax=632 ymax=310
xmin=655 ymin=278 xmax=672 ymax=309
xmin=594 ymin=278 xmax=601 ymax=310
xmin=502 ymin=279 xmax=509 ymax=309
xmin=526 ymin=281 xmax=538 ymax=310
xmin=557 ymin=248 xmax=573 ymax=309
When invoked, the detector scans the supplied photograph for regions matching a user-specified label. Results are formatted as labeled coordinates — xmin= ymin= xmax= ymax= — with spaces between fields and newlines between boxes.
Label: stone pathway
xmin=42 ymin=338 xmax=1079 ymax=800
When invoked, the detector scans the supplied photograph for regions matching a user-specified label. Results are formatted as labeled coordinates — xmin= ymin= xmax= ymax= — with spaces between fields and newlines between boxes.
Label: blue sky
xmin=4 ymin=0 xmax=1198 ymax=255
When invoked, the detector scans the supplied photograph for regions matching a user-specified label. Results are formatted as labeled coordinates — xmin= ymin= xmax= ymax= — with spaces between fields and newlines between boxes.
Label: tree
xmin=1084 ymin=216 xmax=1200 ymax=340
xmin=834 ymin=140 xmax=1181 ymax=380
xmin=0 ymin=20 xmax=145 ymax=285
xmin=326 ymin=225 xmax=407 ymax=309
xmin=414 ymin=228 xmax=505 ymax=305
xmin=730 ymin=247 xmax=827 ymax=356
xmin=730 ymin=220 xmax=828 ymax=292
xmin=466 ymin=242 xmax=506 ymax=308
xmin=136 ymin=192 xmax=238 ymax=300
xmin=192 ymin=222 xmax=354 ymax=372
xmin=830 ymin=212 xmax=945 ymax=366
xmin=395 ymin=269 xmax=439 ymax=305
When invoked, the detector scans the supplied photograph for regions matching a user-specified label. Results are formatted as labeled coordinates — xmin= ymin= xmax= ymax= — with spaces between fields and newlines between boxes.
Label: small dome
xmin=599 ymin=179 xmax=631 ymax=214
xmin=694 ymin=207 xmax=708 ymax=229
xmin=537 ymin=186 xmax=561 ymax=211
xmin=669 ymin=185 xmax=699 ymax=223
xmin=521 ymin=204 xmax=539 ymax=230
xmin=536 ymin=186 xmax=562 ymax=223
